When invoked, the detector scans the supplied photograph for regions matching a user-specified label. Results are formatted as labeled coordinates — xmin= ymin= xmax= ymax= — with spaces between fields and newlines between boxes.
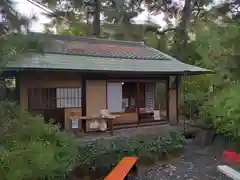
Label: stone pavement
xmin=134 ymin=144 xmax=231 ymax=180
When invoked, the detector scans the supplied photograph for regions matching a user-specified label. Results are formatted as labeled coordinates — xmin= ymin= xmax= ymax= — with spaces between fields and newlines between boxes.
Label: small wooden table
xmin=80 ymin=115 xmax=120 ymax=135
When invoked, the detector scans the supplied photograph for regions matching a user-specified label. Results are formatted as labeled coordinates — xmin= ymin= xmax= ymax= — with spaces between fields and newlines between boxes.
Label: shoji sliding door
xmin=145 ymin=83 xmax=155 ymax=110
xmin=107 ymin=82 xmax=123 ymax=113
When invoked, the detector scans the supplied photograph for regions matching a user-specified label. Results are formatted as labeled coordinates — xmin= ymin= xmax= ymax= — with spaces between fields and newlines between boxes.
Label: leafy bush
xmin=179 ymin=75 xmax=212 ymax=118
xmin=200 ymin=84 xmax=240 ymax=139
xmin=75 ymin=132 xmax=185 ymax=178
xmin=0 ymin=102 xmax=78 ymax=180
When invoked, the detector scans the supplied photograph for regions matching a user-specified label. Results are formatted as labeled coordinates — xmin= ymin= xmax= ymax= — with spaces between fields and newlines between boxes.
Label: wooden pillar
xmin=176 ymin=76 xmax=179 ymax=124
xmin=81 ymin=75 xmax=87 ymax=132
xmin=166 ymin=77 xmax=170 ymax=122
xmin=136 ymin=80 xmax=140 ymax=124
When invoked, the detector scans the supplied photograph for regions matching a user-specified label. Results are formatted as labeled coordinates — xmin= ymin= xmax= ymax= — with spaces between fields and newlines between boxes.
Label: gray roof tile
xmin=45 ymin=35 xmax=169 ymax=60
xmin=6 ymin=53 xmax=212 ymax=74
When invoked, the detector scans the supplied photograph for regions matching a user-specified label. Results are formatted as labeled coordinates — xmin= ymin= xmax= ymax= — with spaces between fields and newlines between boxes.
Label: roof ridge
xmin=145 ymin=46 xmax=180 ymax=61
xmin=31 ymin=33 xmax=145 ymax=47
xmin=43 ymin=51 xmax=160 ymax=60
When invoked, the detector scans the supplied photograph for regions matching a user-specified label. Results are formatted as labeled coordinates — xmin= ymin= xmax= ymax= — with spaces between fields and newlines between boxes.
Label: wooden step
xmin=114 ymin=120 xmax=168 ymax=130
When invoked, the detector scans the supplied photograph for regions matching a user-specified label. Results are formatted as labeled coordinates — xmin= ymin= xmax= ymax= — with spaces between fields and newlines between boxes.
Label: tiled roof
xmin=44 ymin=34 xmax=173 ymax=60
xmin=6 ymin=53 xmax=212 ymax=75
xmin=5 ymin=34 xmax=212 ymax=74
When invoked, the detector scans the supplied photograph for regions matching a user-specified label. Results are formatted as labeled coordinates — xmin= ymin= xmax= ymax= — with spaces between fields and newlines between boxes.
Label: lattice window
xmin=28 ymin=88 xmax=56 ymax=110
xmin=56 ymin=88 xmax=81 ymax=108
xmin=28 ymin=88 xmax=81 ymax=110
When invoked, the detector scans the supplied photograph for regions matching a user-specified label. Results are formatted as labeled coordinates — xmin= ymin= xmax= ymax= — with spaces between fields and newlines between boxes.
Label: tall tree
xmin=0 ymin=0 xmax=43 ymax=68
xmin=0 ymin=0 xmax=29 ymax=35
xmin=93 ymin=0 xmax=101 ymax=36
xmin=41 ymin=0 xmax=145 ymax=37
xmin=146 ymin=0 xmax=212 ymax=61
xmin=216 ymin=0 xmax=239 ymax=22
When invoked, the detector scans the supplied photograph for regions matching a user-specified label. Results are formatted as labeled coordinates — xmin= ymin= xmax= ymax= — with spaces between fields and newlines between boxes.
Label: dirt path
xmin=134 ymin=144 xmax=232 ymax=180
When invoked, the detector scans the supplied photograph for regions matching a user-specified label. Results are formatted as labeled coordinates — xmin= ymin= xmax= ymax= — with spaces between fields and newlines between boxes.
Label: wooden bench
xmin=217 ymin=165 xmax=240 ymax=180
xmin=104 ymin=157 xmax=138 ymax=180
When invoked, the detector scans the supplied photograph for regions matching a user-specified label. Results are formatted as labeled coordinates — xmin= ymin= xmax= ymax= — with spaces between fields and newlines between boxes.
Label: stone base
xmin=193 ymin=130 xmax=215 ymax=146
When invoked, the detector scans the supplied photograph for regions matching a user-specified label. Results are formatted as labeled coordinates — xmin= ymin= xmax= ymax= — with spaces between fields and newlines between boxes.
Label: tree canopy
xmin=0 ymin=0 xmax=44 ymax=68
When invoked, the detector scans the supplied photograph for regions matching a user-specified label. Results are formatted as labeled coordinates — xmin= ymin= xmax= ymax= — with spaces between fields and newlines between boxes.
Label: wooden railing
xmin=104 ymin=157 xmax=138 ymax=180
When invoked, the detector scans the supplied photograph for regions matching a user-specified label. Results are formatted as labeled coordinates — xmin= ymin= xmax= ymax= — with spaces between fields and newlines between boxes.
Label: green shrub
xmin=76 ymin=131 xmax=185 ymax=178
xmin=0 ymin=102 xmax=78 ymax=180
xmin=179 ymin=75 xmax=212 ymax=118
xmin=200 ymin=84 xmax=240 ymax=139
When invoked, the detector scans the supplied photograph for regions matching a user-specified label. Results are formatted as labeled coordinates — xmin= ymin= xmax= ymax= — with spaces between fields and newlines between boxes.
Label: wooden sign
xmin=72 ymin=119 xmax=78 ymax=129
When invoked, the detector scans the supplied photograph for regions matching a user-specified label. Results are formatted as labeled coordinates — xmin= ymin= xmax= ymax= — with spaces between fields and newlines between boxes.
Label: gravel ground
xmin=134 ymin=144 xmax=232 ymax=180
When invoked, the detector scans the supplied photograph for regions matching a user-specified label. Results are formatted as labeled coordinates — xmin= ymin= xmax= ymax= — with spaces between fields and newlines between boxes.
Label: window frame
xmin=28 ymin=87 xmax=82 ymax=110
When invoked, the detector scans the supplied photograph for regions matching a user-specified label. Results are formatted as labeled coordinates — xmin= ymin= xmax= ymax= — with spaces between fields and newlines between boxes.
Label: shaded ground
xmin=77 ymin=120 xmax=233 ymax=179
xmin=78 ymin=120 xmax=200 ymax=142
xmin=134 ymin=144 xmax=231 ymax=180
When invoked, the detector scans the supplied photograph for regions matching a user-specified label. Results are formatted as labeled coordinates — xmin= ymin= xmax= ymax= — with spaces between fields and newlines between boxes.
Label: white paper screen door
xmin=107 ymin=82 xmax=122 ymax=112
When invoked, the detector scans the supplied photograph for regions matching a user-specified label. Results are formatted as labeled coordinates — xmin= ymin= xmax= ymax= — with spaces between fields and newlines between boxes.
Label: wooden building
xmin=4 ymin=34 xmax=211 ymax=133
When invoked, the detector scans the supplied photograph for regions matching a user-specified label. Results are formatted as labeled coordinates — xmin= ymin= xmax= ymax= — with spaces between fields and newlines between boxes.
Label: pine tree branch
xmin=158 ymin=27 xmax=177 ymax=34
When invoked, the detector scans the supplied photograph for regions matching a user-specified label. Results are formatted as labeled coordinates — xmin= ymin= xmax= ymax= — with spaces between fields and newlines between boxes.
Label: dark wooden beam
xmin=136 ymin=80 xmax=140 ymax=124
xmin=86 ymin=73 xmax=169 ymax=81
xmin=13 ymin=68 xmax=212 ymax=76
xmin=166 ymin=77 xmax=170 ymax=122
xmin=81 ymin=75 xmax=87 ymax=132
xmin=176 ymin=76 xmax=179 ymax=124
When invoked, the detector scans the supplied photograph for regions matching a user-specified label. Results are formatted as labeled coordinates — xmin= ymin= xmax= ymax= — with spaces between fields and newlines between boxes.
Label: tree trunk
xmin=93 ymin=0 xmax=101 ymax=37
xmin=174 ymin=0 xmax=192 ymax=62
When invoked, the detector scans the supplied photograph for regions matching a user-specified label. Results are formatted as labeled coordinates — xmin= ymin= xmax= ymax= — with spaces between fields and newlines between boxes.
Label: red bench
xmin=104 ymin=157 xmax=138 ymax=180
